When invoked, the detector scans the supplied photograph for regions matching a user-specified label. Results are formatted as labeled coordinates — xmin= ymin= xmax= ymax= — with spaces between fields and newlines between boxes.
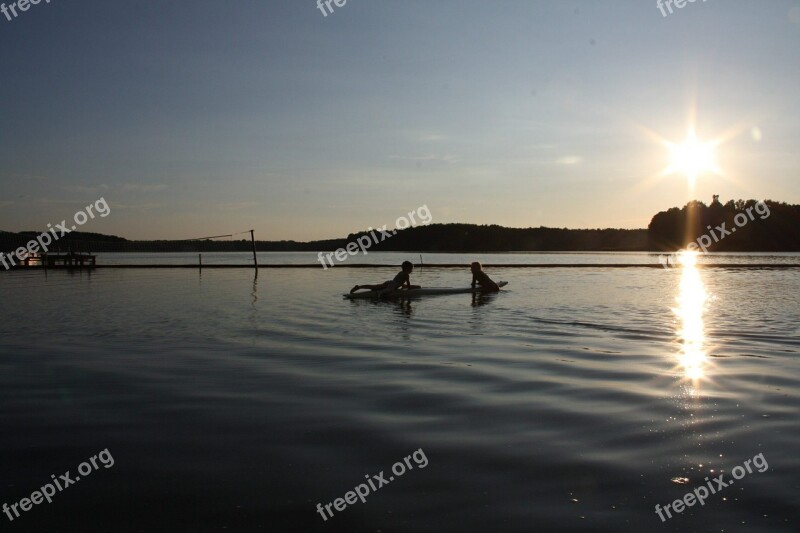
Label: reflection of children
xmin=470 ymin=262 xmax=500 ymax=293
xmin=350 ymin=261 xmax=419 ymax=295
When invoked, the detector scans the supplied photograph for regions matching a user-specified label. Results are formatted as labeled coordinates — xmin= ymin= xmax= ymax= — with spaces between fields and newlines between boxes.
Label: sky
xmin=1 ymin=0 xmax=798 ymax=241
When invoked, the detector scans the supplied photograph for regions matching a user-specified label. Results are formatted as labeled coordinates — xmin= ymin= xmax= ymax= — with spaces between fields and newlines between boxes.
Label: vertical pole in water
xmin=250 ymin=230 xmax=258 ymax=273
xmin=199 ymin=254 xmax=202 ymax=270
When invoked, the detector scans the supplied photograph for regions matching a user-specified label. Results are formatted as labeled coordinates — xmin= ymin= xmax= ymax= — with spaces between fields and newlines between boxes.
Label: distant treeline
xmin=339 ymin=224 xmax=647 ymax=252
xmin=0 ymin=225 xmax=648 ymax=253
xmin=2 ymin=199 xmax=798 ymax=254
xmin=648 ymin=199 xmax=800 ymax=251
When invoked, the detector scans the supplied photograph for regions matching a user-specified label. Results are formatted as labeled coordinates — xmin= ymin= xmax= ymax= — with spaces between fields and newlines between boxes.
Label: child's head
xmin=402 ymin=261 xmax=414 ymax=273
xmin=471 ymin=261 xmax=483 ymax=274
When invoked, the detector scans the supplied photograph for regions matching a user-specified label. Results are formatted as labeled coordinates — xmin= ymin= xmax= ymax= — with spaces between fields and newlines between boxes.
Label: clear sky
xmin=1 ymin=0 xmax=798 ymax=240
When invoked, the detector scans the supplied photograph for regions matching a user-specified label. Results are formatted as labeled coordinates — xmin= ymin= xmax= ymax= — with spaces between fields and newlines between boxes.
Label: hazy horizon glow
xmin=1 ymin=1 xmax=798 ymax=240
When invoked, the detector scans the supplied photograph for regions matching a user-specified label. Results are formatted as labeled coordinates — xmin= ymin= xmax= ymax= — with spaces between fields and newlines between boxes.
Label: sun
xmin=664 ymin=128 xmax=720 ymax=184
xmin=637 ymin=111 xmax=737 ymax=194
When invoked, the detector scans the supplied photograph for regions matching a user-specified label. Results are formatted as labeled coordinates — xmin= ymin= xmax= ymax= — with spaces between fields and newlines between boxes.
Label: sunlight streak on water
xmin=674 ymin=251 xmax=709 ymax=383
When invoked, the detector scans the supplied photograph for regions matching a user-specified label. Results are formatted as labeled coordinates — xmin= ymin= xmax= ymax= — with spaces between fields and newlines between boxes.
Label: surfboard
xmin=344 ymin=281 xmax=508 ymax=299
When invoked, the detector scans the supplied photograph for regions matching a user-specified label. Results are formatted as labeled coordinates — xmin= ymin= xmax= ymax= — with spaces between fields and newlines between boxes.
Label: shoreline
xmin=5 ymin=263 xmax=800 ymax=270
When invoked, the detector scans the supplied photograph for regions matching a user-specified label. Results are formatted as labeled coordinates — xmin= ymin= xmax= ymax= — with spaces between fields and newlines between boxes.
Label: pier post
xmin=250 ymin=230 xmax=258 ymax=273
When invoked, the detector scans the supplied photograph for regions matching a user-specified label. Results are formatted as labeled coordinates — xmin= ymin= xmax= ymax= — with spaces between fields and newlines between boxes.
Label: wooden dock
xmin=42 ymin=252 xmax=97 ymax=268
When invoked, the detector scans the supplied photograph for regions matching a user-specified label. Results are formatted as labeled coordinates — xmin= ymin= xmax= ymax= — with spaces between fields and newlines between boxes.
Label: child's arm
xmin=471 ymin=274 xmax=477 ymax=288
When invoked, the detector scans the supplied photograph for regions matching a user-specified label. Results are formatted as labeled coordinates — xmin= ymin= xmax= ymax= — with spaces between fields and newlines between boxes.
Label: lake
xmin=0 ymin=254 xmax=798 ymax=531
xmin=88 ymin=251 xmax=800 ymax=266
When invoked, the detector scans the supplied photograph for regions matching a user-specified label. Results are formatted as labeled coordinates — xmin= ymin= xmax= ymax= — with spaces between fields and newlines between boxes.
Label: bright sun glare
xmin=665 ymin=129 xmax=720 ymax=184
xmin=673 ymin=250 xmax=709 ymax=383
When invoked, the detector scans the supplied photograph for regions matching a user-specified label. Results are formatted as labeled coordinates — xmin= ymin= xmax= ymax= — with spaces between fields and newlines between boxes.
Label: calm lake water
xmin=1 ymin=257 xmax=798 ymax=531
xmin=95 ymin=251 xmax=800 ymax=266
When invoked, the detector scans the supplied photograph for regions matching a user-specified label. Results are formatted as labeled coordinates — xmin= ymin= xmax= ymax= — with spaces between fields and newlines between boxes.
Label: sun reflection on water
xmin=673 ymin=251 xmax=709 ymax=384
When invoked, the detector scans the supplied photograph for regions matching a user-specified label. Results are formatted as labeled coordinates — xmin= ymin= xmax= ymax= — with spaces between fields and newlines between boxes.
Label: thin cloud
xmin=389 ymin=154 xmax=459 ymax=163
xmin=60 ymin=184 xmax=110 ymax=195
xmin=556 ymin=156 xmax=583 ymax=165
xmin=110 ymin=202 xmax=166 ymax=211
xmin=123 ymin=183 xmax=169 ymax=193
xmin=418 ymin=134 xmax=447 ymax=142
xmin=219 ymin=202 xmax=258 ymax=211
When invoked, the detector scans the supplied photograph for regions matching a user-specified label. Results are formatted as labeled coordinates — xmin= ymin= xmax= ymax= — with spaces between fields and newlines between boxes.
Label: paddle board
xmin=344 ymin=281 xmax=508 ymax=299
